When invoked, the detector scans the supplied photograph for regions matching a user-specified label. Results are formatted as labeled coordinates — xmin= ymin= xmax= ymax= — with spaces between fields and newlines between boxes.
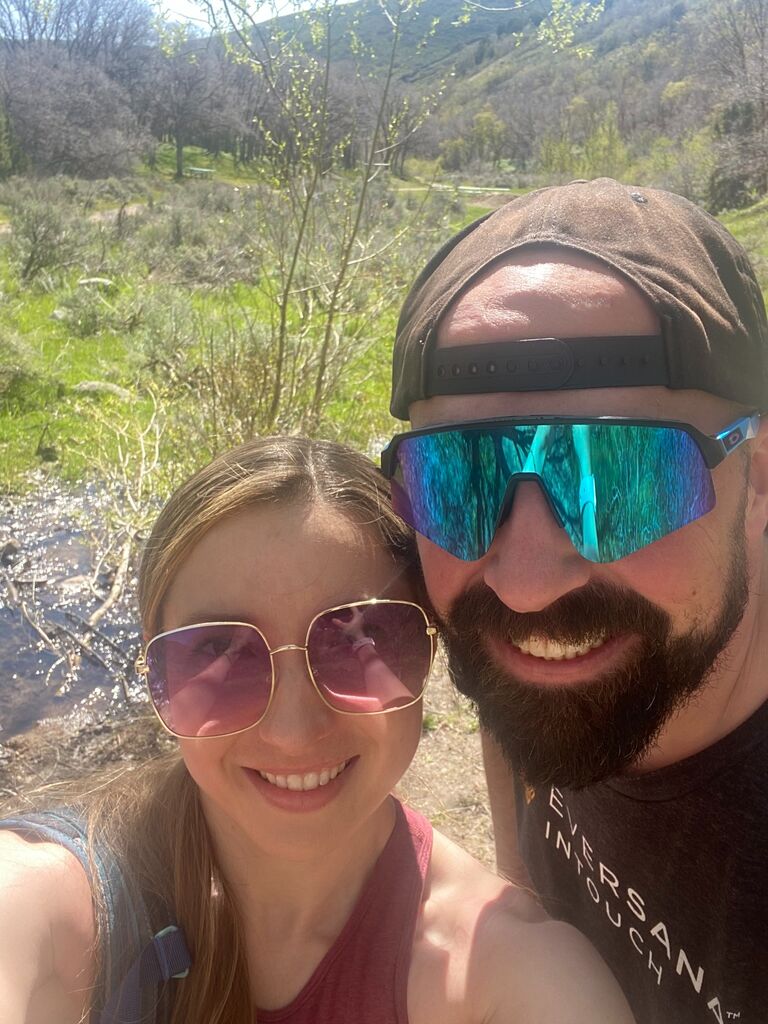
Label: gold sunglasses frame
xmin=135 ymin=598 xmax=438 ymax=739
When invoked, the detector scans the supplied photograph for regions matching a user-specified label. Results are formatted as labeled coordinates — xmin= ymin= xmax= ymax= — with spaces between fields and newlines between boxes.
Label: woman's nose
xmin=255 ymin=648 xmax=336 ymax=749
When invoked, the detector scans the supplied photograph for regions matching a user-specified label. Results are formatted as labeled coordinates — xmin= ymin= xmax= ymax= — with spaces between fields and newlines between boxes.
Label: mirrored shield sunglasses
xmin=380 ymin=413 xmax=760 ymax=564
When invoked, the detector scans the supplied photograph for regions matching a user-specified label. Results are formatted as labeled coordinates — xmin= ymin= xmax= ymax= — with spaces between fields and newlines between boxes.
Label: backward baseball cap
xmin=390 ymin=177 xmax=768 ymax=420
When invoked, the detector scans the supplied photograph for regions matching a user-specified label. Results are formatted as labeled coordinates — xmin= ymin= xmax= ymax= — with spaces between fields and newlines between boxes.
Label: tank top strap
xmin=388 ymin=802 xmax=433 ymax=1023
xmin=256 ymin=798 xmax=433 ymax=1024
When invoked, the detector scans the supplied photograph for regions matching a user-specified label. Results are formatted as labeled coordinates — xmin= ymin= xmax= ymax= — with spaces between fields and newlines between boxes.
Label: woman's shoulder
xmin=418 ymin=827 xmax=548 ymax=956
xmin=0 ymin=829 xmax=95 ymax=1024
xmin=409 ymin=827 xmax=634 ymax=1024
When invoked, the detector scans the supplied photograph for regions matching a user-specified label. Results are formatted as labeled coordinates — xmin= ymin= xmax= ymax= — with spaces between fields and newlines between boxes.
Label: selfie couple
xmin=3 ymin=178 xmax=767 ymax=1024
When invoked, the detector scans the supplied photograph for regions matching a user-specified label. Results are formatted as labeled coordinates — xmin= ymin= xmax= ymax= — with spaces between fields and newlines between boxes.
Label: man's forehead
xmin=436 ymin=246 xmax=658 ymax=349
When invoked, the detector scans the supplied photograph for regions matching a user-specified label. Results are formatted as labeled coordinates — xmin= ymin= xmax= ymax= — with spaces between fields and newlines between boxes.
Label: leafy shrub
xmin=125 ymin=185 xmax=261 ymax=286
xmin=0 ymin=179 xmax=87 ymax=282
xmin=0 ymin=334 xmax=35 ymax=401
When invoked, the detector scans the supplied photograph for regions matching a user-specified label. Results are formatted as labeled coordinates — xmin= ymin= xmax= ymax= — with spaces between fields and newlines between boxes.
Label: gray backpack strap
xmin=97 ymin=925 xmax=191 ymax=1024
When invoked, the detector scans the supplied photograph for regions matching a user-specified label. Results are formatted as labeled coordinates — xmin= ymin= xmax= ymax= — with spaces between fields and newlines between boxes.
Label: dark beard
xmin=440 ymin=533 xmax=749 ymax=790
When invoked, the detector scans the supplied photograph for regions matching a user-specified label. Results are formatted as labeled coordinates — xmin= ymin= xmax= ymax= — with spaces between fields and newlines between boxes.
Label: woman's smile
xmin=254 ymin=757 xmax=352 ymax=791
xmin=243 ymin=757 xmax=358 ymax=813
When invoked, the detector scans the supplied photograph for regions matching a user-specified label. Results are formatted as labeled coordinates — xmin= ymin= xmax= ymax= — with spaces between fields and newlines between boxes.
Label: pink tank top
xmin=255 ymin=800 xmax=432 ymax=1024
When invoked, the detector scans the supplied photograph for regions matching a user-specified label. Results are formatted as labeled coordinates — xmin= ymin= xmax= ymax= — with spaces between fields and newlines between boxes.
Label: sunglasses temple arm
xmin=712 ymin=412 xmax=762 ymax=462
xmin=743 ymin=413 xmax=761 ymax=441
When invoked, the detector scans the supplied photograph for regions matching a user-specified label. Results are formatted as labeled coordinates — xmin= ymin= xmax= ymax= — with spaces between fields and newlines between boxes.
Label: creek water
xmin=0 ymin=482 xmax=147 ymax=739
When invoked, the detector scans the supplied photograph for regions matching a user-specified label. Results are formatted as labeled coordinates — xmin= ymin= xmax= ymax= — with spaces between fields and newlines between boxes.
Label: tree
xmin=142 ymin=27 xmax=244 ymax=180
xmin=460 ymin=0 xmax=605 ymax=56
xmin=634 ymin=129 xmax=717 ymax=207
xmin=471 ymin=109 xmax=507 ymax=166
xmin=0 ymin=46 xmax=149 ymax=177
xmin=0 ymin=0 xmax=153 ymax=69
xmin=374 ymin=85 xmax=423 ymax=178
xmin=194 ymin=0 xmax=445 ymax=434
xmin=705 ymin=0 xmax=768 ymax=201
xmin=580 ymin=101 xmax=629 ymax=178
xmin=438 ymin=108 xmax=507 ymax=171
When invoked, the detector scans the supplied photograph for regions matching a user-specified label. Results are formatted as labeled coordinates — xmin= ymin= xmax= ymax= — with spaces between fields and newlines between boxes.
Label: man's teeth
xmin=258 ymin=759 xmax=349 ymax=791
xmin=513 ymin=636 xmax=606 ymax=661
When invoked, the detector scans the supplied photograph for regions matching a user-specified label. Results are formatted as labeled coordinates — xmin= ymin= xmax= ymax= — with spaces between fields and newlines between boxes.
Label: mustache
xmin=440 ymin=579 xmax=672 ymax=649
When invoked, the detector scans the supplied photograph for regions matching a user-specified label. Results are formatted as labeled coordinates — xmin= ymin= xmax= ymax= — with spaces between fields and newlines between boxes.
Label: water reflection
xmin=0 ymin=482 xmax=146 ymax=738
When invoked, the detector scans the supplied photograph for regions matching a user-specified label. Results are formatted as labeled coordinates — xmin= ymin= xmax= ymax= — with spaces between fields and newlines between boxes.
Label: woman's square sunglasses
xmin=137 ymin=599 xmax=437 ymax=739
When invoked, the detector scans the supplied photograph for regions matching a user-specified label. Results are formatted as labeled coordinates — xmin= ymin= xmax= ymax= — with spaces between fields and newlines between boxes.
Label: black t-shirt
xmin=514 ymin=700 xmax=768 ymax=1024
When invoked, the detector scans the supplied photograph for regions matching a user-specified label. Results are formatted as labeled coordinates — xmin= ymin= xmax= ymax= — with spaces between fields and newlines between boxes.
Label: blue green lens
xmin=390 ymin=422 xmax=716 ymax=563
xmin=587 ymin=424 xmax=714 ymax=561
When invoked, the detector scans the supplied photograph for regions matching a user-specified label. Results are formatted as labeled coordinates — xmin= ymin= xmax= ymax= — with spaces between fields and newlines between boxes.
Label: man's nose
xmin=482 ymin=479 xmax=592 ymax=613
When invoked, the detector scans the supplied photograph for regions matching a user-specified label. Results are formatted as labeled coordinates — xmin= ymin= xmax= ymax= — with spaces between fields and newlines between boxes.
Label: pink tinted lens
xmin=146 ymin=623 xmax=272 ymax=737
xmin=308 ymin=603 xmax=431 ymax=713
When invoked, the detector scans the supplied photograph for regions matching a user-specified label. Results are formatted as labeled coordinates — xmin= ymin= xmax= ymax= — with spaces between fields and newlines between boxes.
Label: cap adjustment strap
xmin=425 ymin=335 xmax=668 ymax=396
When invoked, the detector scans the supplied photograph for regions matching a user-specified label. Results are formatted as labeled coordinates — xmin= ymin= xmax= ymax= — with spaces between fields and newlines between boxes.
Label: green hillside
xmin=260 ymin=0 xmax=740 ymax=211
xmin=273 ymin=0 xmax=537 ymax=77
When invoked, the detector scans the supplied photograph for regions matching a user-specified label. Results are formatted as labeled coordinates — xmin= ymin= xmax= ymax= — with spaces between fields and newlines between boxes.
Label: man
xmin=382 ymin=178 xmax=768 ymax=1023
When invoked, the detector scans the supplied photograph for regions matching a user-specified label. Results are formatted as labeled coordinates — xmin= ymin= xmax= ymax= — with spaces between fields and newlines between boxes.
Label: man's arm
xmin=481 ymin=729 xmax=533 ymax=888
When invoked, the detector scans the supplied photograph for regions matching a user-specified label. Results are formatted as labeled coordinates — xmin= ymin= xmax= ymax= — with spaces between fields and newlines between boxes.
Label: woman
xmin=0 ymin=437 xmax=634 ymax=1024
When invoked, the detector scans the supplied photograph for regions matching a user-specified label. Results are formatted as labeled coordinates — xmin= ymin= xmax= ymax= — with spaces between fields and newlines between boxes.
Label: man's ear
xmin=745 ymin=418 xmax=768 ymax=540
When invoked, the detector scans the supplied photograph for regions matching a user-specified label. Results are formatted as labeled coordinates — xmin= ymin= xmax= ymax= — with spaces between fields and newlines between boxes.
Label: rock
xmin=71 ymin=381 xmax=131 ymax=401
xmin=77 ymin=277 xmax=115 ymax=291
xmin=0 ymin=538 xmax=21 ymax=566
xmin=56 ymin=573 xmax=93 ymax=594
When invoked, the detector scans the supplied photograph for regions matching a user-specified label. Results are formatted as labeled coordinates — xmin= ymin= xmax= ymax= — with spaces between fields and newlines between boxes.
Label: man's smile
xmin=488 ymin=632 xmax=636 ymax=687
xmin=511 ymin=634 xmax=608 ymax=661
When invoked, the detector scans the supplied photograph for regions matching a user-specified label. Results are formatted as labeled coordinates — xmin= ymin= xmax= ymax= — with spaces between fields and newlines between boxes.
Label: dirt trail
xmin=0 ymin=202 xmax=146 ymax=235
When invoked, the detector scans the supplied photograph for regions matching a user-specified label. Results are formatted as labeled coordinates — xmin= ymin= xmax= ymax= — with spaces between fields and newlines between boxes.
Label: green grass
xmin=460 ymin=202 xmax=493 ymax=224
xmin=0 ymin=290 xmax=276 ymax=490
xmin=0 ymin=280 xmax=155 ymax=487
xmin=720 ymin=198 xmax=768 ymax=301
xmin=5 ymin=155 xmax=767 ymax=495
xmin=141 ymin=144 xmax=267 ymax=187
xmin=0 ymin=161 xmax=448 ymax=492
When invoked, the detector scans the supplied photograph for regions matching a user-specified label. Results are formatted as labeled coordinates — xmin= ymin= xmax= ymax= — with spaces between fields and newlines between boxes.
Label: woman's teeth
xmin=513 ymin=635 xmax=606 ymax=661
xmin=258 ymin=759 xmax=349 ymax=791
